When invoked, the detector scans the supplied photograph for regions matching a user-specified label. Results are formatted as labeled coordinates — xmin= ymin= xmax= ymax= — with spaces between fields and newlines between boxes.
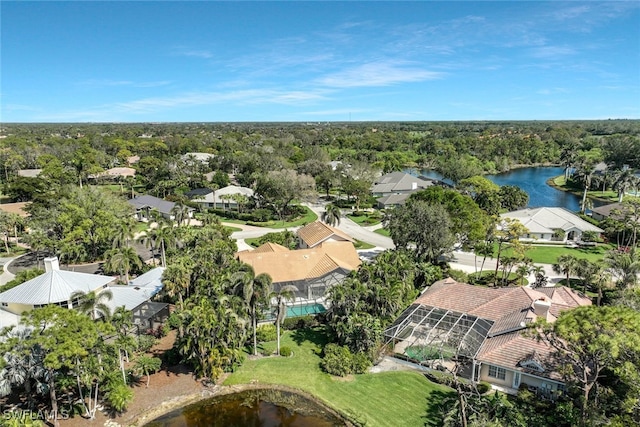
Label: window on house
xmin=488 ymin=365 xmax=506 ymax=380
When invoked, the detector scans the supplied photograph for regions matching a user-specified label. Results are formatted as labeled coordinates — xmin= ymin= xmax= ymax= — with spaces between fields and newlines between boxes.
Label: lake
xmin=415 ymin=166 xmax=592 ymax=212
xmin=144 ymin=389 xmax=345 ymax=427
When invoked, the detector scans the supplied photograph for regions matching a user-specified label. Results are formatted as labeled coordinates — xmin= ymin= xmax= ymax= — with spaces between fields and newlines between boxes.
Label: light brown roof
xmin=0 ymin=202 xmax=29 ymax=218
xmin=235 ymin=241 xmax=361 ymax=283
xmin=250 ymin=242 xmax=290 ymax=253
xmin=296 ymin=221 xmax=354 ymax=248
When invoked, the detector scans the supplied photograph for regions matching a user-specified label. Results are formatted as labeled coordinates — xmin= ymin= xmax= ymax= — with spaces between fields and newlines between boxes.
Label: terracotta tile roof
xmin=235 ymin=241 xmax=360 ymax=283
xmin=296 ymin=221 xmax=354 ymax=248
xmin=414 ymin=279 xmax=591 ymax=378
xmin=477 ymin=332 xmax=561 ymax=380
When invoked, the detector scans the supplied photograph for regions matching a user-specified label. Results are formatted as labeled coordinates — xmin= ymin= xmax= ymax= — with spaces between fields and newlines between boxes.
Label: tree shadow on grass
xmin=290 ymin=327 xmax=329 ymax=348
xmin=423 ymin=388 xmax=456 ymax=427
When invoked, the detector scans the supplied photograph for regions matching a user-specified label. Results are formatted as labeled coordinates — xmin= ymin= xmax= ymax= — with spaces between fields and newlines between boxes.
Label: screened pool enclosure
xmin=384 ymin=304 xmax=494 ymax=365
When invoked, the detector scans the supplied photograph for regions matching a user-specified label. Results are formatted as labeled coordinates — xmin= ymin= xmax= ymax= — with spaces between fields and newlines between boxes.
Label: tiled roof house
xmin=385 ymin=278 xmax=591 ymax=395
xmin=236 ymin=241 xmax=361 ymax=300
xmin=297 ymin=221 xmax=354 ymax=249
xmin=501 ymin=207 xmax=603 ymax=243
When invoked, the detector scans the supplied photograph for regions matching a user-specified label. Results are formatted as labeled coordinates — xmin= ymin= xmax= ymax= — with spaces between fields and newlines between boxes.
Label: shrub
xmin=321 ymin=344 xmax=353 ymax=377
xmin=282 ymin=315 xmax=318 ymax=330
xmin=477 ymin=381 xmax=492 ymax=394
xmin=136 ymin=334 xmax=157 ymax=352
xmin=105 ymin=383 xmax=133 ymax=413
xmin=279 ymin=346 xmax=293 ymax=357
xmin=260 ymin=343 xmax=276 ymax=356
xmin=351 ymin=352 xmax=372 ymax=374
xmin=256 ymin=324 xmax=277 ymax=342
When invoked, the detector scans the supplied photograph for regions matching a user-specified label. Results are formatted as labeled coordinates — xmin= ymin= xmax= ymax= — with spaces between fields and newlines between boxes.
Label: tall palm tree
xmin=69 ymin=289 xmax=113 ymax=320
xmin=322 ymin=203 xmax=341 ymax=227
xmin=613 ymin=169 xmax=636 ymax=203
xmin=162 ymin=258 xmax=193 ymax=311
xmin=171 ymin=200 xmax=191 ymax=227
xmin=232 ymin=266 xmax=273 ymax=356
xmin=573 ymin=157 xmax=597 ymax=214
xmin=103 ymin=246 xmax=142 ymax=284
xmin=112 ymin=216 xmax=136 ymax=249
xmin=271 ymin=285 xmax=297 ymax=355
xmin=553 ymin=254 xmax=579 ymax=286
xmin=576 ymin=258 xmax=601 ymax=294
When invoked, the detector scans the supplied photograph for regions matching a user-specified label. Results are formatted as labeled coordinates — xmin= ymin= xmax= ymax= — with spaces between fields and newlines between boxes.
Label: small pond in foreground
xmin=144 ymin=389 xmax=346 ymax=427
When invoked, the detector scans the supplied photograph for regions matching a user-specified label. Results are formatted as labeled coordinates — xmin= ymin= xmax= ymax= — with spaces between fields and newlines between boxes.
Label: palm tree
xmin=613 ymin=169 xmax=636 ymax=203
xmin=232 ymin=266 xmax=273 ymax=356
xmin=553 ymin=254 xmax=579 ymax=286
xmin=270 ymin=285 xmax=297 ymax=355
xmin=112 ymin=216 xmax=136 ymax=249
xmin=573 ymin=157 xmax=597 ymax=214
xmin=162 ymin=258 xmax=192 ymax=311
xmin=576 ymin=258 xmax=601 ymax=294
xmin=103 ymin=246 xmax=142 ymax=284
xmin=69 ymin=289 xmax=114 ymax=320
xmin=605 ymin=250 xmax=640 ymax=289
xmin=322 ymin=203 xmax=341 ymax=227
xmin=154 ymin=223 xmax=177 ymax=268
xmin=171 ymin=200 xmax=191 ymax=227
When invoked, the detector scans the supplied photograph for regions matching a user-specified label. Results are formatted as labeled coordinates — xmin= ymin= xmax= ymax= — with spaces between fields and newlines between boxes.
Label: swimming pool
xmin=286 ymin=302 xmax=326 ymax=318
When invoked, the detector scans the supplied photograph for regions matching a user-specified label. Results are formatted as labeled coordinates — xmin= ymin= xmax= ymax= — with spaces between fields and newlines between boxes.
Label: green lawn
xmin=354 ymin=239 xmax=375 ymax=250
xmin=374 ymin=228 xmax=391 ymax=237
xmin=494 ymin=243 xmax=612 ymax=265
xmin=225 ymin=328 xmax=453 ymax=427
xmin=347 ymin=213 xmax=382 ymax=226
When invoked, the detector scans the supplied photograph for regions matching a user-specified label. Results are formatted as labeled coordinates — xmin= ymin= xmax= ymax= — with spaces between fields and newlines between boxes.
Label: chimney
xmin=533 ymin=297 xmax=551 ymax=319
xmin=43 ymin=256 xmax=60 ymax=272
xmin=411 ymin=181 xmax=418 ymax=190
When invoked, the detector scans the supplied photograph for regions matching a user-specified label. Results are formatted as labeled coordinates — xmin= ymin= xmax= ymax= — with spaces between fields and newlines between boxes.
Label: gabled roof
xmin=191 ymin=185 xmax=254 ymax=204
xmin=185 ymin=188 xmax=214 ymax=198
xmin=411 ymin=279 xmax=591 ymax=377
xmin=235 ymin=241 xmax=361 ymax=283
xmin=501 ymin=207 xmax=603 ymax=234
xmin=376 ymin=193 xmax=411 ymax=207
xmin=128 ymin=195 xmax=178 ymax=216
xmin=297 ymin=221 xmax=354 ymax=248
xmin=17 ymin=169 xmax=42 ymax=178
xmin=0 ymin=270 xmax=115 ymax=306
xmin=371 ymin=172 xmax=434 ymax=194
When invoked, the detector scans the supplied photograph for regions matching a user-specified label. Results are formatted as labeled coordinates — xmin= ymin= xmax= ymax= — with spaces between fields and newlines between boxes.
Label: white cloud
xmin=317 ymin=62 xmax=443 ymax=88
xmin=78 ymin=79 xmax=172 ymax=88
xmin=529 ymin=45 xmax=576 ymax=59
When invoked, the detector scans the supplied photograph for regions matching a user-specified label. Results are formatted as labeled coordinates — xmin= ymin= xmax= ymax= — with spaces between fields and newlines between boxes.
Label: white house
xmin=0 ymin=257 xmax=166 ymax=330
xmin=188 ymin=185 xmax=254 ymax=210
xmin=501 ymin=207 xmax=603 ymax=242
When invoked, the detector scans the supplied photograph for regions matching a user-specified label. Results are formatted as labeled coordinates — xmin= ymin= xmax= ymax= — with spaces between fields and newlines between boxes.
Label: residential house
xmin=297 ymin=221 xmax=355 ymax=249
xmin=371 ymin=172 xmax=440 ymax=208
xmin=0 ymin=202 xmax=29 ymax=218
xmin=187 ymin=185 xmax=254 ymax=211
xmin=501 ymin=207 xmax=603 ymax=242
xmin=128 ymin=194 xmax=193 ymax=222
xmin=384 ymin=278 xmax=592 ymax=396
xmin=181 ymin=152 xmax=216 ymax=164
xmin=89 ymin=167 xmax=136 ymax=180
xmin=235 ymin=241 xmax=361 ymax=300
xmin=591 ymin=202 xmax=640 ymax=223
xmin=0 ymin=257 xmax=167 ymax=331
xmin=17 ymin=169 xmax=42 ymax=178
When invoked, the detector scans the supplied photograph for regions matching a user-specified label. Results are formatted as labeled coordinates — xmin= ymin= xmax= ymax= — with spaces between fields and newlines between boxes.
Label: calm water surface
xmin=145 ymin=390 xmax=345 ymax=427
xmin=417 ymin=166 xmax=596 ymax=212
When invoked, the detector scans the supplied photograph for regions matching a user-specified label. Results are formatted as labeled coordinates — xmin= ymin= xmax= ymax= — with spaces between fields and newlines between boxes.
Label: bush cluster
xmin=281 ymin=315 xmax=319 ymax=330
xmin=256 ymin=324 xmax=277 ymax=342
xmin=321 ymin=344 xmax=371 ymax=377
xmin=279 ymin=346 xmax=293 ymax=357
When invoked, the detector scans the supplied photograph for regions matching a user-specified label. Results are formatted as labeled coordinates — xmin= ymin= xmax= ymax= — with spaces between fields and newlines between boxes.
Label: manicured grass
xmin=524 ymin=244 xmax=611 ymax=264
xmin=374 ymin=228 xmax=391 ymax=237
xmin=493 ymin=243 xmax=612 ymax=265
xmin=269 ymin=206 xmax=318 ymax=228
xmin=354 ymin=239 xmax=375 ymax=250
xmin=223 ymin=225 xmax=242 ymax=233
xmin=225 ymin=328 xmax=453 ymax=427
xmin=347 ymin=213 xmax=382 ymax=226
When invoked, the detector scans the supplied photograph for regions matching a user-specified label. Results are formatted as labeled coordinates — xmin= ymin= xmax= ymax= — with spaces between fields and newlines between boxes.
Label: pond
xmin=144 ymin=389 xmax=346 ymax=427
xmin=416 ymin=166 xmax=601 ymax=212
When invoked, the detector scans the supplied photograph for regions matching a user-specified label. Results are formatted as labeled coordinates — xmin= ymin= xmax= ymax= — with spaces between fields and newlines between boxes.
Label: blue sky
xmin=2 ymin=1 xmax=639 ymax=122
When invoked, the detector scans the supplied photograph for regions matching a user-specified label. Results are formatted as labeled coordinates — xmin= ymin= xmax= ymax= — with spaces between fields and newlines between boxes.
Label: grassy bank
xmin=225 ymin=328 xmax=453 ymax=427
xmin=495 ymin=243 xmax=611 ymax=264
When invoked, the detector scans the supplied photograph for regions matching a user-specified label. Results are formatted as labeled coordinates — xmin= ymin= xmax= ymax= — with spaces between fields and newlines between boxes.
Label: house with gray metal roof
xmin=128 ymin=194 xmax=193 ymax=222
xmin=372 ymin=172 xmax=441 ymax=208
xmin=0 ymin=257 xmax=166 ymax=329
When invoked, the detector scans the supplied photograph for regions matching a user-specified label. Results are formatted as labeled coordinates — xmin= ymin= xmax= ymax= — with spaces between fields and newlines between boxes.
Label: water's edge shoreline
xmin=128 ymin=383 xmax=355 ymax=427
